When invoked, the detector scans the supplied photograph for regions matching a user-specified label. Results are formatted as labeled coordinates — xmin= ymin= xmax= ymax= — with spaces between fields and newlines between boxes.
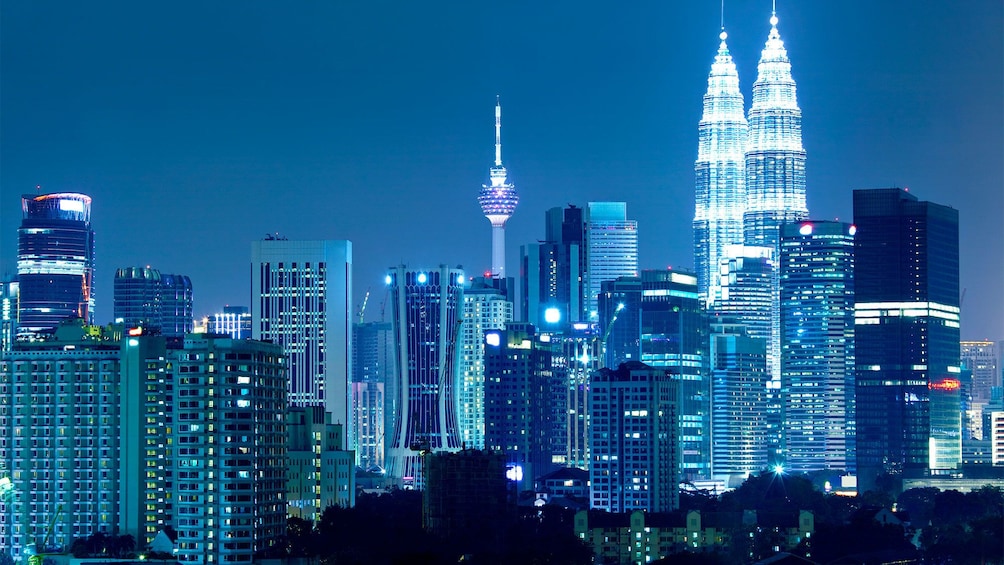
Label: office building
xmin=584 ymin=202 xmax=638 ymax=321
xmin=549 ymin=323 xmax=601 ymax=469
xmin=287 ymin=407 xmax=355 ymax=518
xmin=589 ymin=362 xmax=679 ymax=512
xmin=521 ymin=205 xmax=586 ymax=328
xmin=171 ymin=334 xmax=286 ymax=565
xmin=853 ymin=188 xmax=961 ymax=491
xmin=384 ymin=266 xmax=465 ymax=488
xmin=694 ymin=27 xmax=748 ymax=302
xmin=600 ymin=270 xmax=709 ymax=481
xmin=457 ymin=278 xmax=513 ymax=449
xmin=710 ymin=322 xmax=770 ymax=484
xmin=483 ymin=323 xmax=554 ymax=487
xmin=17 ymin=192 xmax=95 ymax=334
xmin=961 ymin=341 xmax=1000 ymax=406
xmin=478 ymin=98 xmax=519 ymax=277
xmin=352 ymin=320 xmax=395 ymax=469
xmin=114 ymin=267 xmax=194 ymax=337
xmin=744 ymin=10 xmax=808 ymax=252
xmin=251 ymin=238 xmax=353 ymax=441
xmin=779 ymin=221 xmax=855 ymax=473
xmin=206 ymin=306 xmax=252 ymax=339
xmin=0 ymin=281 xmax=17 ymax=352
xmin=0 ymin=322 xmax=171 ymax=555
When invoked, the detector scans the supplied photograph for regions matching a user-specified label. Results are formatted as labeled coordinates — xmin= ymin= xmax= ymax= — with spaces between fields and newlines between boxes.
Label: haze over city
xmin=1 ymin=0 xmax=1001 ymax=339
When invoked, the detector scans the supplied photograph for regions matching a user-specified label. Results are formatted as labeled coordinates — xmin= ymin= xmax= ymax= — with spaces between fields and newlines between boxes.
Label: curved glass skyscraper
xmin=17 ymin=192 xmax=94 ymax=333
xmin=694 ymin=29 xmax=748 ymax=302
xmin=744 ymin=12 xmax=807 ymax=250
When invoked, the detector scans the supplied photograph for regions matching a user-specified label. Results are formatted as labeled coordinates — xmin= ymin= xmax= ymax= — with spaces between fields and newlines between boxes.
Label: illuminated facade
xmin=961 ymin=341 xmax=1000 ymax=405
xmin=385 ymin=266 xmax=465 ymax=487
xmin=744 ymin=11 xmax=808 ymax=251
xmin=113 ymin=267 xmax=194 ymax=337
xmin=287 ymin=408 xmax=355 ymax=519
xmin=0 ymin=323 xmax=171 ymax=557
xmin=521 ymin=205 xmax=586 ymax=328
xmin=585 ymin=202 xmax=638 ymax=321
xmin=779 ymin=221 xmax=855 ymax=473
xmin=483 ymin=323 xmax=554 ymax=487
xmin=549 ymin=324 xmax=601 ymax=469
xmin=0 ymin=282 xmax=17 ymax=352
xmin=694 ymin=28 xmax=748 ymax=302
xmin=477 ymin=98 xmax=519 ymax=277
xmin=206 ymin=306 xmax=252 ymax=339
xmin=251 ymin=238 xmax=353 ymax=442
xmin=853 ymin=188 xmax=961 ymax=491
xmin=710 ymin=322 xmax=769 ymax=484
xmin=589 ymin=362 xmax=679 ymax=513
xmin=457 ymin=278 xmax=513 ymax=449
xmin=171 ymin=334 xmax=287 ymax=564
xmin=17 ymin=192 xmax=95 ymax=334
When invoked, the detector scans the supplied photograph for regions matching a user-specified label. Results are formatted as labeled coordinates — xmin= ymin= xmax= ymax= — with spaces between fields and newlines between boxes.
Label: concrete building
xmin=589 ymin=362 xmax=679 ymax=513
xmin=287 ymin=407 xmax=355 ymax=518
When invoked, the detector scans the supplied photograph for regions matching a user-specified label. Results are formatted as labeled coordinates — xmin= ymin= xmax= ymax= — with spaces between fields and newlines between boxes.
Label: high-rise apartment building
xmin=287 ymin=407 xmax=355 ymax=518
xmin=0 ymin=281 xmax=18 ymax=352
xmin=113 ymin=267 xmax=193 ymax=337
xmin=251 ymin=238 xmax=353 ymax=440
xmin=457 ymin=278 xmax=513 ymax=449
xmin=694 ymin=28 xmax=748 ymax=303
xmin=352 ymin=321 xmax=395 ymax=469
xmin=853 ymin=188 xmax=961 ymax=491
xmin=584 ymin=202 xmax=638 ymax=321
xmin=483 ymin=323 xmax=554 ymax=487
xmin=590 ymin=362 xmax=679 ymax=512
xmin=478 ymin=98 xmax=519 ymax=277
xmin=17 ymin=193 xmax=95 ymax=334
xmin=0 ymin=322 xmax=171 ymax=555
xmin=521 ymin=205 xmax=585 ymax=328
xmin=961 ymin=341 xmax=1000 ymax=405
xmin=779 ymin=221 xmax=855 ymax=473
xmin=743 ymin=11 xmax=808 ymax=251
xmin=549 ymin=324 xmax=601 ymax=469
xmin=171 ymin=334 xmax=287 ymax=564
xmin=385 ymin=266 xmax=465 ymax=487
xmin=710 ymin=322 xmax=770 ymax=484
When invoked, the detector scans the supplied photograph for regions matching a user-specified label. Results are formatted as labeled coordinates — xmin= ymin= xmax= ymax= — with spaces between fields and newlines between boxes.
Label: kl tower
xmin=478 ymin=96 xmax=519 ymax=277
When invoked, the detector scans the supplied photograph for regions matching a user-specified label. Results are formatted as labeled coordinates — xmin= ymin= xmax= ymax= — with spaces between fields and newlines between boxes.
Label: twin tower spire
xmin=694 ymin=6 xmax=807 ymax=302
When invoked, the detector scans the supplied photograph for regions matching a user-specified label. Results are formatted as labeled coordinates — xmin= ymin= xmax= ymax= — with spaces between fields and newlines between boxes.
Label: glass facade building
xmin=384 ymin=266 xmax=465 ymax=487
xmin=585 ymin=202 xmax=638 ymax=321
xmin=521 ymin=205 xmax=586 ymax=328
xmin=17 ymin=192 xmax=95 ymax=334
xmin=694 ymin=29 xmax=748 ymax=303
xmin=853 ymin=188 xmax=961 ymax=491
xmin=352 ymin=321 xmax=395 ymax=469
xmin=113 ymin=267 xmax=193 ymax=337
xmin=779 ymin=221 xmax=855 ymax=473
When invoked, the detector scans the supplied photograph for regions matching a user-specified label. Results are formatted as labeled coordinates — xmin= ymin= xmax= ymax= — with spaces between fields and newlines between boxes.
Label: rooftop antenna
xmin=721 ymin=0 xmax=724 ymax=31
xmin=494 ymin=95 xmax=502 ymax=167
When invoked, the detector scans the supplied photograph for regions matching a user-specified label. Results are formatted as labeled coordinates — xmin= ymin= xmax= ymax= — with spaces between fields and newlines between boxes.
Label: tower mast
xmin=478 ymin=97 xmax=519 ymax=277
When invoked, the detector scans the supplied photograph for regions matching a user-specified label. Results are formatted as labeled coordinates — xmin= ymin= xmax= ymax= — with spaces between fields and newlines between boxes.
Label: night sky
xmin=2 ymin=1 xmax=1001 ymax=339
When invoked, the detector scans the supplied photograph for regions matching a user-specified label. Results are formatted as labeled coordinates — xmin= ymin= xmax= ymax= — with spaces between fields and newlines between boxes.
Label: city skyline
xmin=1 ymin=1 xmax=1001 ymax=339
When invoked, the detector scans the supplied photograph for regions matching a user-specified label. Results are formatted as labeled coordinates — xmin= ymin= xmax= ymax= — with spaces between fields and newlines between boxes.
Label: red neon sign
xmin=929 ymin=378 xmax=960 ymax=391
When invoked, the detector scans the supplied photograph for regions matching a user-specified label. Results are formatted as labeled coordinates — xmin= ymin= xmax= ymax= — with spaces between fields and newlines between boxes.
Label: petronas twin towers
xmin=694 ymin=10 xmax=807 ymax=302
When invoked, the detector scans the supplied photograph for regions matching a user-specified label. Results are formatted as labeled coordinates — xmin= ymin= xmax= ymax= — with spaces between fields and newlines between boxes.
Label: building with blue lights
xmin=478 ymin=98 xmax=518 ymax=277
xmin=113 ymin=267 xmax=194 ymax=337
xmin=384 ymin=266 xmax=465 ymax=487
xmin=352 ymin=320 xmax=395 ymax=469
xmin=694 ymin=28 xmax=748 ymax=303
xmin=206 ymin=305 xmax=252 ymax=339
xmin=585 ymin=202 xmax=638 ymax=321
xmin=779 ymin=221 xmax=855 ymax=473
xmin=17 ymin=192 xmax=95 ymax=334
xmin=853 ymin=188 xmax=961 ymax=492
xmin=521 ymin=205 xmax=586 ymax=328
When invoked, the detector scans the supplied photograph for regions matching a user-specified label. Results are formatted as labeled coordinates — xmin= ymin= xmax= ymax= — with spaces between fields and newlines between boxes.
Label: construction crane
xmin=357 ymin=289 xmax=371 ymax=323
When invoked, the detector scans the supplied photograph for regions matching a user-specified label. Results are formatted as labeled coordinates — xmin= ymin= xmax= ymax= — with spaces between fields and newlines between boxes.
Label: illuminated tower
xmin=17 ymin=192 xmax=95 ymax=333
xmin=744 ymin=9 xmax=807 ymax=250
xmin=694 ymin=27 xmax=748 ymax=302
xmin=385 ymin=266 xmax=465 ymax=488
xmin=478 ymin=97 xmax=519 ymax=277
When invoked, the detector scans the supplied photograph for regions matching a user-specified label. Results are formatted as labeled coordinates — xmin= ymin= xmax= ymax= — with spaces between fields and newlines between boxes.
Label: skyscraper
xmin=352 ymin=320 xmax=395 ymax=469
xmin=590 ymin=361 xmax=679 ymax=513
xmin=585 ymin=202 xmax=638 ymax=321
xmin=113 ymin=267 xmax=194 ymax=337
xmin=251 ymin=238 xmax=353 ymax=440
xmin=0 ymin=281 xmax=18 ymax=352
xmin=853 ymin=188 xmax=961 ymax=491
xmin=478 ymin=97 xmax=519 ymax=277
xmin=779 ymin=221 xmax=856 ymax=473
xmin=17 ymin=192 xmax=95 ymax=334
xmin=385 ymin=266 xmax=465 ymax=487
xmin=521 ymin=205 xmax=585 ymax=328
xmin=457 ymin=278 xmax=513 ymax=449
xmin=744 ymin=10 xmax=808 ymax=251
xmin=961 ymin=341 xmax=1000 ymax=405
xmin=483 ymin=323 xmax=554 ymax=487
xmin=694 ymin=27 xmax=748 ymax=303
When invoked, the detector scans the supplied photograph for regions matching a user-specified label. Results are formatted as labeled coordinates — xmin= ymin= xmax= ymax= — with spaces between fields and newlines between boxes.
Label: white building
xmin=584 ymin=202 xmax=638 ymax=321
